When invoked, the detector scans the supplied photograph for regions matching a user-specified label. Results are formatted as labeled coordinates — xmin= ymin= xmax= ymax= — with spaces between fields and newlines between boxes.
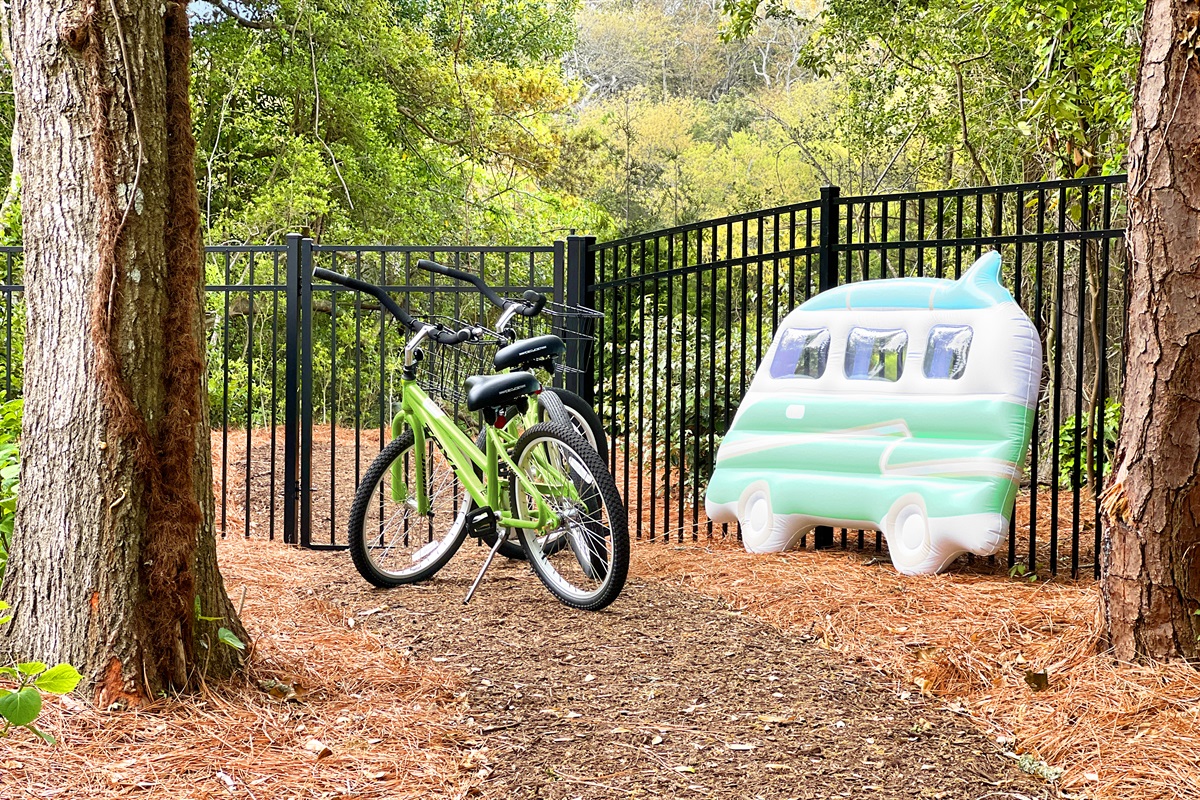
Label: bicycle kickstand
xmin=463 ymin=508 xmax=503 ymax=605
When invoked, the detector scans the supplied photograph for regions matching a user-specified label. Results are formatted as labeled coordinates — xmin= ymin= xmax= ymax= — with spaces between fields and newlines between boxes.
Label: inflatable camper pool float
xmin=704 ymin=251 xmax=1041 ymax=575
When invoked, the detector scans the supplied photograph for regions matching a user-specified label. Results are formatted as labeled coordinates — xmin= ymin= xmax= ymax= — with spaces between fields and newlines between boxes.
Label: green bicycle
xmin=413 ymin=258 xmax=608 ymax=561
xmin=314 ymin=267 xmax=629 ymax=611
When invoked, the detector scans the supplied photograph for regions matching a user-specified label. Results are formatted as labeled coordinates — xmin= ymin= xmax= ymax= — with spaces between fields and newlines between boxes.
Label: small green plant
xmin=1055 ymin=398 xmax=1120 ymax=489
xmin=1008 ymin=562 xmax=1038 ymax=582
xmin=194 ymin=597 xmax=246 ymax=653
xmin=0 ymin=398 xmax=21 ymax=584
xmin=0 ymin=601 xmax=82 ymax=744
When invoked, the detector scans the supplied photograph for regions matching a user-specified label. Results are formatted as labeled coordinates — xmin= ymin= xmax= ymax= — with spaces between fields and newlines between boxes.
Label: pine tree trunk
xmin=1100 ymin=0 xmax=1200 ymax=662
xmin=0 ymin=0 xmax=247 ymax=701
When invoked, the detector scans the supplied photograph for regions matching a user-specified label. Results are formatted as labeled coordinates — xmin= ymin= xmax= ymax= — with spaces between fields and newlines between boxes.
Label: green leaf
xmin=27 ymin=724 xmax=55 ymax=744
xmin=34 ymin=664 xmax=82 ymax=695
xmin=0 ymin=464 xmax=19 ymax=480
xmin=0 ymin=667 xmax=19 ymax=680
xmin=0 ymin=687 xmax=42 ymax=727
xmin=16 ymin=662 xmax=46 ymax=677
xmin=218 ymin=628 xmax=246 ymax=651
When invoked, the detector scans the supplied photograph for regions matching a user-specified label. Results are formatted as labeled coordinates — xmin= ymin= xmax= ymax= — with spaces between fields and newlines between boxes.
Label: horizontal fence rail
xmin=589 ymin=175 xmax=1128 ymax=579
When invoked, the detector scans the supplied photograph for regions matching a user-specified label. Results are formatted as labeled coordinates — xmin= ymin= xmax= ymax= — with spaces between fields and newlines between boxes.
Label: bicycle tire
xmin=542 ymin=387 xmax=608 ymax=465
xmin=510 ymin=421 xmax=629 ymax=611
xmin=347 ymin=428 xmax=471 ymax=587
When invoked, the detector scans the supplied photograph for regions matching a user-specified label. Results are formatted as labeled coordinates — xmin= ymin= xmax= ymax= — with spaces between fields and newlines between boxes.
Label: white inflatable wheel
xmin=738 ymin=481 xmax=801 ymax=553
xmin=883 ymin=494 xmax=937 ymax=574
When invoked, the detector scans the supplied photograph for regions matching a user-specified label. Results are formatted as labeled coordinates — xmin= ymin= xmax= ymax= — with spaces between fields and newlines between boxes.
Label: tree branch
xmin=756 ymin=103 xmax=835 ymax=186
xmin=208 ymin=0 xmax=276 ymax=30
xmin=954 ymin=60 xmax=992 ymax=187
xmin=395 ymin=105 xmax=467 ymax=148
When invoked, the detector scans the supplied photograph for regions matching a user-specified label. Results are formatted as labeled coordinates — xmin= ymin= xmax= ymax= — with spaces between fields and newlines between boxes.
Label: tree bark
xmin=0 ymin=0 xmax=246 ymax=701
xmin=1100 ymin=0 xmax=1200 ymax=662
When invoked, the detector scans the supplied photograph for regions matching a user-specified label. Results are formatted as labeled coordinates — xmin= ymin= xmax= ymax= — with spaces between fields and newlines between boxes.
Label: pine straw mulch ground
xmin=1 ymin=537 xmax=472 ymax=800
xmin=316 ymin=540 xmax=1047 ymax=800
xmin=5 ymin=427 xmax=1187 ymax=799
xmin=1 ymin=534 xmax=1051 ymax=800
xmin=633 ymin=539 xmax=1200 ymax=800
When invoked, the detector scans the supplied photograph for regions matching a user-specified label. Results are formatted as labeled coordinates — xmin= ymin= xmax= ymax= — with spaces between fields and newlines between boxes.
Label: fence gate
xmin=279 ymin=234 xmax=595 ymax=549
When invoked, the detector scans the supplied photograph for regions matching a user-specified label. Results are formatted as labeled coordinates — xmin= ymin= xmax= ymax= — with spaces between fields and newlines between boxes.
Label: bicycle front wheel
xmin=510 ymin=421 xmax=629 ymax=610
xmin=348 ymin=428 xmax=471 ymax=587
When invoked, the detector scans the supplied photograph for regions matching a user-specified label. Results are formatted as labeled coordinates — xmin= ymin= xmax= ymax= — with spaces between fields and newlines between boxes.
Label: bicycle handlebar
xmin=313 ymin=267 xmax=473 ymax=345
xmin=416 ymin=258 xmax=544 ymax=318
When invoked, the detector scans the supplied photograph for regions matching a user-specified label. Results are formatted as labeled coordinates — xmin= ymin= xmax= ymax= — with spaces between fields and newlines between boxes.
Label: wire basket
xmin=415 ymin=317 xmax=503 ymax=405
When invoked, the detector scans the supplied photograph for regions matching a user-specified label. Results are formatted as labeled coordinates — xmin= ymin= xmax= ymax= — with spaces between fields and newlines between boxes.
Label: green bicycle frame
xmin=387 ymin=378 xmax=567 ymax=531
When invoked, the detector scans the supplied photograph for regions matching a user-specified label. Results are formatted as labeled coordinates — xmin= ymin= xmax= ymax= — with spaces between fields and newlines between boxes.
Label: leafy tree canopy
xmin=722 ymin=0 xmax=1143 ymax=183
xmin=192 ymin=0 xmax=604 ymax=244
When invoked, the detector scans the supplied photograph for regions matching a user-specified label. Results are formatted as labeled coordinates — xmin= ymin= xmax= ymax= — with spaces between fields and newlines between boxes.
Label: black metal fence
xmin=0 ymin=244 xmax=294 ymax=542
xmin=588 ymin=175 xmax=1127 ymax=578
xmin=0 ymin=175 xmax=1130 ymax=578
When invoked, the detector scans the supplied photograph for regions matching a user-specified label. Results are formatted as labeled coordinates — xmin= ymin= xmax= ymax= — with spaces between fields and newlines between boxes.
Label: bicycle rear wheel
xmin=510 ymin=421 xmax=629 ymax=610
xmin=541 ymin=387 xmax=608 ymax=465
xmin=348 ymin=428 xmax=471 ymax=587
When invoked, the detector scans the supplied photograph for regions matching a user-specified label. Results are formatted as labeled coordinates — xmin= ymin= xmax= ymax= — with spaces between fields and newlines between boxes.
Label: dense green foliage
xmin=193 ymin=0 xmax=611 ymax=245
xmin=0 ymin=0 xmax=1146 ymax=244
xmin=721 ymin=0 xmax=1142 ymax=184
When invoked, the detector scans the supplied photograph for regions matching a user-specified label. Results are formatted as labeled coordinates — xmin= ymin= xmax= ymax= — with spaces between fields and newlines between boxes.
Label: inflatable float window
xmin=704 ymin=251 xmax=1042 ymax=575
xmin=770 ymin=328 xmax=830 ymax=380
xmin=845 ymin=328 xmax=908 ymax=382
xmin=924 ymin=325 xmax=973 ymax=380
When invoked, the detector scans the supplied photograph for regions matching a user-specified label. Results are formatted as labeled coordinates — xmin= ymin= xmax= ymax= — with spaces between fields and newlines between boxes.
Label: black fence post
xmin=818 ymin=184 xmax=841 ymax=294
xmin=299 ymin=237 xmax=315 ymax=548
xmin=564 ymin=234 xmax=597 ymax=407
xmin=282 ymin=233 xmax=301 ymax=545
xmin=814 ymin=185 xmax=841 ymax=551
xmin=552 ymin=239 xmax=566 ymax=390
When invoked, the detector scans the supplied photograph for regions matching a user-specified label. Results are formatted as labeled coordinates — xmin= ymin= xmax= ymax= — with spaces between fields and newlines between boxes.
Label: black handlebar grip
xmin=415 ymin=258 xmax=462 ymax=280
xmin=521 ymin=289 xmax=547 ymax=316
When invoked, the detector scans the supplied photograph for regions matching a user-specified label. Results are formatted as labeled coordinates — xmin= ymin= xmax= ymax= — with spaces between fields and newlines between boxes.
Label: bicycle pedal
xmin=465 ymin=506 xmax=498 ymax=537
